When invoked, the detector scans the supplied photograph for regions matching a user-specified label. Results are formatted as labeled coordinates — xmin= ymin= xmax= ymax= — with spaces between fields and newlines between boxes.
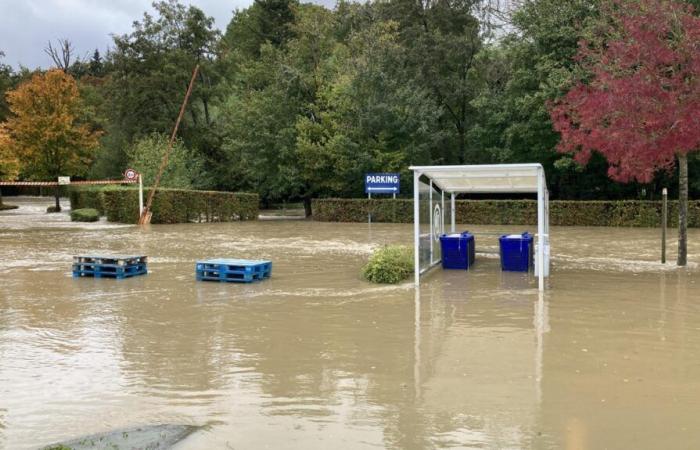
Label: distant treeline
xmin=2 ymin=0 xmax=700 ymax=211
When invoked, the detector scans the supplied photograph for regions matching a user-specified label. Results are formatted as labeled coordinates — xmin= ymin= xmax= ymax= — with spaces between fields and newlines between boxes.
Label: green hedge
xmin=70 ymin=186 xmax=259 ymax=224
xmin=69 ymin=186 xmax=108 ymax=214
xmin=312 ymin=198 xmax=700 ymax=227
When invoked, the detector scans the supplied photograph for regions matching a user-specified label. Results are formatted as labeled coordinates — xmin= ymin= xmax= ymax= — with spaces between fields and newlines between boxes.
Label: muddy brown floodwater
xmin=1 ymin=197 xmax=700 ymax=450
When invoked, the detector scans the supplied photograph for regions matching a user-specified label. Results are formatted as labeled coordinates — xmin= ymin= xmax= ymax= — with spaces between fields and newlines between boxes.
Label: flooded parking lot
xmin=1 ymin=197 xmax=699 ymax=449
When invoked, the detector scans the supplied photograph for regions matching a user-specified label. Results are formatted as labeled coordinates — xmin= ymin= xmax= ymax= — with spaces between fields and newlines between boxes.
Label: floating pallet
xmin=195 ymin=258 xmax=272 ymax=283
xmin=73 ymin=255 xmax=148 ymax=279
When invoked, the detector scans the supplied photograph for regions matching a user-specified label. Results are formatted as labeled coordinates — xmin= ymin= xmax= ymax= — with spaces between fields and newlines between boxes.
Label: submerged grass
xmin=362 ymin=245 xmax=413 ymax=284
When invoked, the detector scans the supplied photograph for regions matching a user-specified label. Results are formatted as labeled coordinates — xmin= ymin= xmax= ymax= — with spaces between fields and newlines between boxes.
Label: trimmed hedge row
xmin=312 ymin=198 xmax=700 ymax=227
xmin=70 ymin=186 xmax=259 ymax=224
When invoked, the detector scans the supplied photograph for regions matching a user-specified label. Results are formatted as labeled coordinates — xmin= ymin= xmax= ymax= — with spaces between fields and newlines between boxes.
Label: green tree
xmin=126 ymin=133 xmax=205 ymax=189
xmin=99 ymin=0 xmax=221 ymax=180
xmin=221 ymin=0 xmax=299 ymax=59
xmin=378 ymin=0 xmax=483 ymax=164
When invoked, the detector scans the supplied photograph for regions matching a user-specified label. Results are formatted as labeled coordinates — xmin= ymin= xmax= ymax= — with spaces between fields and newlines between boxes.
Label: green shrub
xmin=312 ymin=198 xmax=700 ymax=228
xmin=70 ymin=208 xmax=100 ymax=222
xmin=0 ymin=203 xmax=18 ymax=210
xmin=69 ymin=185 xmax=109 ymax=214
xmin=362 ymin=245 xmax=414 ymax=284
xmin=46 ymin=205 xmax=61 ymax=213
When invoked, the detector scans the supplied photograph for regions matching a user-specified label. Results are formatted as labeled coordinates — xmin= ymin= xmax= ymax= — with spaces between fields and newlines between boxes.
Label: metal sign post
xmin=124 ymin=168 xmax=143 ymax=216
xmin=365 ymin=173 xmax=400 ymax=225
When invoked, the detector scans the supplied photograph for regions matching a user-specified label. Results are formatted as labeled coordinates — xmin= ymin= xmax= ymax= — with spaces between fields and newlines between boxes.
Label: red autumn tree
xmin=549 ymin=0 xmax=700 ymax=266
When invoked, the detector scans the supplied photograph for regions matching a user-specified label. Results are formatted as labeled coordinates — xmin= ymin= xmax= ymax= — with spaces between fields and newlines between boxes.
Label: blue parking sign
xmin=365 ymin=173 xmax=400 ymax=194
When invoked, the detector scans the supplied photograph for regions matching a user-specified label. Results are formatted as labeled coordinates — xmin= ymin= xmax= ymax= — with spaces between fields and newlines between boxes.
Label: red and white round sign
xmin=124 ymin=168 xmax=138 ymax=180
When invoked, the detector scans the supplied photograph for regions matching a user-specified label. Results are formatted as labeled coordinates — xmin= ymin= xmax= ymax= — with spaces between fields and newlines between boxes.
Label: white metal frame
xmin=410 ymin=164 xmax=550 ymax=291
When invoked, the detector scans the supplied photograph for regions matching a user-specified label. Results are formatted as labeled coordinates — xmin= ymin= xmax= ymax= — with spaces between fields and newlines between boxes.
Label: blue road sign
xmin=365 ymin=173 xmax=400 ymax=194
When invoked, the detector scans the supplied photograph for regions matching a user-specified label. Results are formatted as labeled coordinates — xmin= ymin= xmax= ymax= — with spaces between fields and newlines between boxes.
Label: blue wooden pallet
xmin=195 ymin=258 xmax=272 ymax=283
xmin=73 ymin=255 xmax=148 ymax=280
xmin=73 ymin=263 xmax=148 ymax=279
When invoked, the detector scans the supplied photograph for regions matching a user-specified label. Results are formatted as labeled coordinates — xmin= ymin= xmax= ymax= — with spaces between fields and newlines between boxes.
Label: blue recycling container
xmin=499 ymin=232 xmax=534 ymax=272
xmin=440 ymin=232 xmax=475 ymax=270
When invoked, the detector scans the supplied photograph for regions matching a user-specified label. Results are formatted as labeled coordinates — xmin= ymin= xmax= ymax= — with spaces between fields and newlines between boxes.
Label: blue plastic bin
xmin=440 ymin=232 xmax=475 ymax=270
xmin=499 ymin=232 xmax=533 ymax=272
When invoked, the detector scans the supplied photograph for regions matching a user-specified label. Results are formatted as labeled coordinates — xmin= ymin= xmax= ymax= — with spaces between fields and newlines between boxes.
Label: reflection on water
xmin=1 ymin=197 xmax=699 ymax=449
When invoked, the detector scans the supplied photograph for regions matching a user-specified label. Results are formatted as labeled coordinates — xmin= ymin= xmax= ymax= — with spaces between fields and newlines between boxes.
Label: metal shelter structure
xmin=410 ymin=163 xmax=550 ymax=291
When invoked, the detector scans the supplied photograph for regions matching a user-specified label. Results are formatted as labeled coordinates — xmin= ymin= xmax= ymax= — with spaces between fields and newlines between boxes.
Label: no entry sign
xmin=124 ymin=168 xmax=138 ymax=181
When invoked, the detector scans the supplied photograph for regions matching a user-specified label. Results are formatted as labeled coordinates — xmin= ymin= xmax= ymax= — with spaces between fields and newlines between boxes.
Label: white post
xmin=441 ymin=190 xmax=445 ymax=238
xmin=537 ymin=168 xmax=545 ymax=291
xmin=545 ymin=188 xmax=550 ymax=277
xmin=413 ymin=171 xmax=421 ymax=287
xmin=429 ymin=180 xmax=433 ymax=265
xmin=451 ymin=193 xmax=456 ymax=233
xmin=138 ymin=174 xmax=144 ymax=216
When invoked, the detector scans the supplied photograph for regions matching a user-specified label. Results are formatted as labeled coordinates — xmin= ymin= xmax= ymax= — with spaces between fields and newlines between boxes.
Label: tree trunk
xmin=677 ymin=152 xmax=688 ymax=266
xmin=303 ymin=197 xmax=312 ymax=218
xmin=54 ymin=185 xmax=61 ymax=212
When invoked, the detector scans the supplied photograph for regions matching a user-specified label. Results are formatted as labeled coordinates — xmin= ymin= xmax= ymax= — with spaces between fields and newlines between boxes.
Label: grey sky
xmin=0 ymin=0 xmax=256 ymax=69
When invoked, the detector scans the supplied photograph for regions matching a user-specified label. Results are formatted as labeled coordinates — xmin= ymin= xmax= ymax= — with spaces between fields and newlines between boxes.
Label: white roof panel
xmin=409 ymin=163 xmax=545 ymax=193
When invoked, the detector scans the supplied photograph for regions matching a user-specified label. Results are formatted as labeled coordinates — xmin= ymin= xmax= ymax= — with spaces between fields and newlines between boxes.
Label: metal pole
xmin=662 ymin=187 xmax=667 ymax=264
xmin=441 ymin=190 xmax=445 ymax=238
xmin=429 ymin=180 xmax=433 ymax=265
xmin=451 ymin=193 xmax=456 ymax=233
xmin=368 ymin=192 xmax=371 ymax=224
xmin=414 ymin=171 xmax=420 ymax=286
xmin=139 ymin=64 xmax=199 ymax=225
xmin=138 ymin=174 xmax=144 ymax=216
xmin=537 ymin=169 xmax=545 ymax=291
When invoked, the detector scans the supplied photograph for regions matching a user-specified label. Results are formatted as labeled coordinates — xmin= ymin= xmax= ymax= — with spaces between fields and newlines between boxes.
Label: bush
xmin=69 ymin=185 xmax=108 ymax=214
xmin=312 ymin=198 xmax=700 ymax=227
xmin=70 ymin=208 xmax=100 ymax=222
xmin=0 ymin=203 xmax=18 ymax=210
xmin=362 ymin=245 xmax=414 ymax=284
xmin=70 ymin=186 xmax=259 ymax=224
xmin=46 ymin=205 xmax=61 ymax=213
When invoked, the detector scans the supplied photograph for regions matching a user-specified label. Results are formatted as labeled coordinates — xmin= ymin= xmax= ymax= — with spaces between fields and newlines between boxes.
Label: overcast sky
xmin=0 ymin=0 xmax=266 ymax=69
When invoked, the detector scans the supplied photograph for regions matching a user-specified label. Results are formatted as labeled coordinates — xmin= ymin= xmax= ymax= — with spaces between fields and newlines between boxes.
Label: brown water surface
xmin=1 ymin=197 xmax=700 ymax=449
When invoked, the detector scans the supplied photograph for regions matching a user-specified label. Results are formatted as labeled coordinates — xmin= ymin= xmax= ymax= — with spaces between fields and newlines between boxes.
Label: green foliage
xmin=126 ymin=133 xmax=205 ymax=189
xmin=70 ymin=186 xmax=258 ymax=224
xmin=46 ymin=205 xmax=61 ymax=213
xmin=95 ymin=0 xmax=222 ymax=180
xmin=362 ymin=245 xmax=414 ymax=284
xmin=313 ymin=198 xmax=700 ymax=228
xmin=7 ymin=1 xmax=700 ymax=204
xmin=69 ymin=185 xmax=108 ymax=213
xmin=70 ymin=208 xmax=100 ymax=222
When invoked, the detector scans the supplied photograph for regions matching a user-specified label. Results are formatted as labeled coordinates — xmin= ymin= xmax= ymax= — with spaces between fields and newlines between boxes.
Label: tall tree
xmin=4 ymin=70 xmax=100 ymax=210
xmin=0 ymin=50 xmax=14 ymax=122
xmin=380 ymin=0 xmax=482 ymax=164
xmin=221 ymin=0 xmax=299 ymax=59
xmin=102 ymin=0 xmax=221 ymax=178
xmin=550 ymin=0 xmax=700 ymax=265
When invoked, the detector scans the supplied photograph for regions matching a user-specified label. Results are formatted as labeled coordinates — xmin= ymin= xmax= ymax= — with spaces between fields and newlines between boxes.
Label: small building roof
xmin=409 ymin=163 xmax=545 ymax=194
